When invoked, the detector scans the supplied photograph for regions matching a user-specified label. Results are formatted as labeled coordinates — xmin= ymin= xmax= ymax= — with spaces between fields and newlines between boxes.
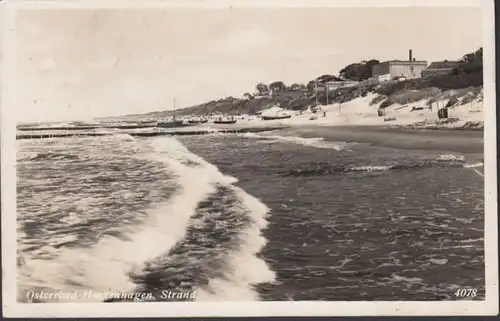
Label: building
xmin=372 ymin=49 xmax=427 ymax=80
xmin=421 ymin=60 xmax=459 ymax=78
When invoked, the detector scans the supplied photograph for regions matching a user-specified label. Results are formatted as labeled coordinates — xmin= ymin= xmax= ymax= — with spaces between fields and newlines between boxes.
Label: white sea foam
xmin=19 ymin=136 xmax=219 ymax=300
xmin=240 ymin=133 xmax=347 ymax=151
xmin=195 ymin=187 xmax=276 ymax=301
xmin=349 ymin=165 xmax=392 ymax=172
xmin=464 ymin=162 xmax=484 ymax=168
xmin=17 ymin=152 xmax=42 ymax=161
xmin=436 ymin=154 xmax=466 ymax=162
xmin=19 ymin=135 xmax=274 ymax=302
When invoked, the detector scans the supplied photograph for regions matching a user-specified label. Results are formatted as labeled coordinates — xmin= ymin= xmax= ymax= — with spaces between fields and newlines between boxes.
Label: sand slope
xmin=247 ymin=92 xmax=484 ymax=129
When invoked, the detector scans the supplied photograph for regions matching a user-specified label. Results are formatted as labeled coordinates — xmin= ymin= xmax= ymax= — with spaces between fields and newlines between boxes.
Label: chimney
xmin=409 ymin=49 xmax=413 ymax=62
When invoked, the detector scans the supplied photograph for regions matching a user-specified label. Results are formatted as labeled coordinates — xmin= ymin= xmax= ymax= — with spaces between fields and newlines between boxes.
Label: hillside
xmin=313 ymin=71 xmax=483 ymax=113
xmin=124 ymin=92 xmax=312 ymax=120
xmin=158 ymin=73 xmax=483 ymax=119
xmin=117 ymin=48 xmax=483 ymax=121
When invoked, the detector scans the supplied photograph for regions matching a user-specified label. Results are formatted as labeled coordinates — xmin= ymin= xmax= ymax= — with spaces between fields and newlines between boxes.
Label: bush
xmin=379 ymin=100 xmax=392 ymax=109
xmin=374 ymin=80 xmax=403 ymax=96
xmin=445 ymin=96 xmax=459 ymax=107
xmin=427 ymin=72 xmax=483 ymax=90
xmin=288 ymin=98 xmax=312 ymax=110
xmin=379 ymin=88 xmax=441 ymax=109
xmin=428 ymin=87 xmax=477 ymax=105
xmin=375 ymin=72 xmax=483 ymax=98
xmin=370 ymin=94 xmax=387 ymax=106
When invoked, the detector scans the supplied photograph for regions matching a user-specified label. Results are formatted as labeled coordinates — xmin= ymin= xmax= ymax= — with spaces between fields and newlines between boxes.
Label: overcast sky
xmin=15 ymin=6 xmax=482 ymax=122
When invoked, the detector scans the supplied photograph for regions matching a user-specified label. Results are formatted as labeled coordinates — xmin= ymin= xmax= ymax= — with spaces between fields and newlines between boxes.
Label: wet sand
xmin=273 ymin=125 xmax=484 ymax=155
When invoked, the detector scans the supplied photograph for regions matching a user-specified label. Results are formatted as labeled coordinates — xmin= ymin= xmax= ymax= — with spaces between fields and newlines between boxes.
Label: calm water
xmin=17 ymin=128 xmax=485 ymax=302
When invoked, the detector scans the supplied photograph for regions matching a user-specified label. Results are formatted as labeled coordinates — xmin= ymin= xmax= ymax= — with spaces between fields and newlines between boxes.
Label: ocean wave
xmin=436 ymin=154 xmax=466 ymax=162
xmin=17 ymin=135 xmax=274 ymax=302
xmin=349 ymin=165 xmax=392 ymax=172
xmin=285 ymin=157 xmax=470 ymax=176
xmin=464 ymin=162 xmax=484 ymax=168
xmin=196 ymin=186 xmax=275 ymax=301
xmin=129 ymin=183 xmax=275 ymax=301
xmin=18 ymin=136 xmax=216 ymax=301
xmin=129 ymin=138 xmax=275 ymax=301
xmin=238 ymin=133 xmax=349 ymax=151
xmin=18 ymin=152 xmax=81 ymax=162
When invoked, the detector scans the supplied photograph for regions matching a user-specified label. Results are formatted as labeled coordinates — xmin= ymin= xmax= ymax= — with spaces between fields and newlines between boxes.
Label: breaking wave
xmin=17 ymin=135 xmax=274 ymax=302
xmin=238 ymin=133 xmax=350 ymax=150
xmin=18 ymin=152 xmax=81 ymax=162
xmin=285 ymin=155 xmax=473 ymax=176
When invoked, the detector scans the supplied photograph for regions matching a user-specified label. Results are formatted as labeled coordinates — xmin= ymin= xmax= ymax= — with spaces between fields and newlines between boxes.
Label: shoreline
xmin=16 ymin=122 xmax=484 ymax=156
xmin=270 ymin=124 xmax=484 ymax=155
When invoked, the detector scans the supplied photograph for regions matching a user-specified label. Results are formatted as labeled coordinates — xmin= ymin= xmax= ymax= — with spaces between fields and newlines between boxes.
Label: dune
xmin=237 ymin=91 xmax=484 ymax=130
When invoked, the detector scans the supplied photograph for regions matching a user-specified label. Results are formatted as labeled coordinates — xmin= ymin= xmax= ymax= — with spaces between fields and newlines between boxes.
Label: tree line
xmin=244 ymin=48 xmax=482 ymax=99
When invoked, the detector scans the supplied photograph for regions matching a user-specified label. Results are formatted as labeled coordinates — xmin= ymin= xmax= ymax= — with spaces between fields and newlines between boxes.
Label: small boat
xmin=214 ymin=116 xmax=237 ymax=124
xmin=138 ymin=120 xmax=158 ymax=125
xmin=262 ymin=113 xmax=292 ymax=120
xmin=188 ymin=118 xmax=209 ymax=124
xmin=157 ymin=98 xmax=192 ymax=128
xmin=157 ymin=119 xmax=189 ymax=128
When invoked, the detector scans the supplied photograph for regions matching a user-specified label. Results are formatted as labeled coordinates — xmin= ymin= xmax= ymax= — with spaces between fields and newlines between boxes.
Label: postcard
xmin=1 ymin=0 xmax=497 ymax=317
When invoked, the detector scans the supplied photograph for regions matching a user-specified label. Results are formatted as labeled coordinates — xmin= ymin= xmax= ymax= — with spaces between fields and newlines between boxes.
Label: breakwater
xmin=16 ymin=126 xmax=287 ymax=140
xmin=17 ymin=124 xmax=157 ymax=131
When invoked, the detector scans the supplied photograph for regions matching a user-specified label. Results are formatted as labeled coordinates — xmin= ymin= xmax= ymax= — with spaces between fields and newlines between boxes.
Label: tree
xmin=307 ymin=80 xmax=316 ymax=94
xmin=452 ymin=48 xmax=483 ymax=75
xmin=338 ymin=59 xmax=380 ymax=81
xmin=269 ymin=81 xmax=286 ymax=92
xmin=255 ymin=83 xmax=269 ymax=94
xmin=243 ymin=93 xmax=253 ymax=100
xmin=316 ymin=74 xmax=342 ymax=83
xmin=289 ymin=83 xmax=301 ymax=91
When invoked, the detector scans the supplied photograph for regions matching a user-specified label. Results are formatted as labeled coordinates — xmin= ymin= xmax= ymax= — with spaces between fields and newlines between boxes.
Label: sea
xmin=16 ymin=126 xmax=485 ymax=302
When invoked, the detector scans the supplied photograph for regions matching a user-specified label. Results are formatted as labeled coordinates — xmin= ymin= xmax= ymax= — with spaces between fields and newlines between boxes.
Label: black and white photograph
xmin=2 ymin=0 xmax=497 ymax=318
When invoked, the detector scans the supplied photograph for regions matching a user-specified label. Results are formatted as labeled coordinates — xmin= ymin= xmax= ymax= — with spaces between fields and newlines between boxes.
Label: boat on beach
xmin=262 ymin=113 xmax=292 ymax=120
xmin=214 ymin=116 xmax=237 ymax=124
xmin=157 ymin=119 xmax=189 ymax=128
xmin=188 ymin=118 xmax=209 ymax=124
xmin=260 ymin=103 xmax=292 ymax=120
xmin=157 ymin=98 xmax=193 ymax=128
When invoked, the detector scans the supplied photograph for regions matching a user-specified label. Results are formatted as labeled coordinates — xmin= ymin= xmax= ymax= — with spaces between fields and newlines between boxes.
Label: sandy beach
xmin=240 ymin=92 xmax=484 ymax=129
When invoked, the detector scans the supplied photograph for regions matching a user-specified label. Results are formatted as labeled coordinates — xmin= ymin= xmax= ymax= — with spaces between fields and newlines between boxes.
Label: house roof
xmin=426 ymin=61 xmax=459 ymax=69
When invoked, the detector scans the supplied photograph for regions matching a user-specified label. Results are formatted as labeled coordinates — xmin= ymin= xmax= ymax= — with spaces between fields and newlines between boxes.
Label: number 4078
xmin=454 ymin=288 xmax=477 ymax=298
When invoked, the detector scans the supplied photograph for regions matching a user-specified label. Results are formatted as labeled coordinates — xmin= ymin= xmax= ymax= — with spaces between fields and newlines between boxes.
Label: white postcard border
xmin=1 ymin=0 xmax=497 ymax=317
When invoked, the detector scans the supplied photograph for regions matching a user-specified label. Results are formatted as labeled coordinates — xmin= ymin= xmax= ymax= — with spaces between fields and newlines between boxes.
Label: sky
xmin=14 ymin=6 xmax=483 ymax=122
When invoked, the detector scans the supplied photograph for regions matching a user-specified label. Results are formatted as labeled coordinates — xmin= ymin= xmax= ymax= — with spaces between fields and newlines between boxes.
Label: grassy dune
xmin=173 ymin=72 xmax=483 ymax=117
xmin=116 ymin=58 xmax=482 ymax=122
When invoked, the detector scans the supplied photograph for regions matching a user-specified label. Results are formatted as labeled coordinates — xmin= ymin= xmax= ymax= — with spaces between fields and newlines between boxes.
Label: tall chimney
xmin=409 ymin=49 xmax=413 ymax=62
